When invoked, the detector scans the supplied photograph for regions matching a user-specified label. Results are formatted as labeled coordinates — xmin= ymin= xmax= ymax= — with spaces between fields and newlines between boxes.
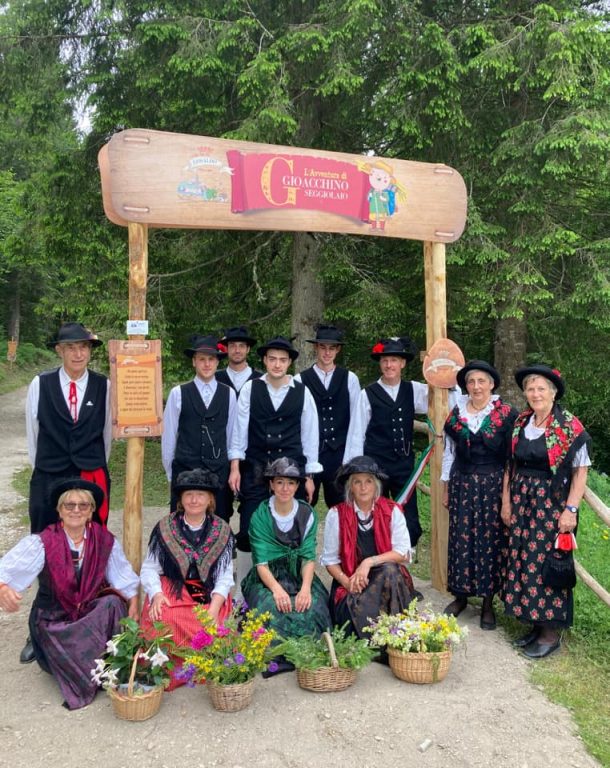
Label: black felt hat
xmin=371 ymin=336 xmax=418 ymax=362
xmin=49 ymin=477 xmax=105 ymax=513
xmin=183 ymin=334 xmax=228 ymax=359
xmin=264 ymin=457 xmax=306 ymax=480
xmin=221 ymin=326 xmax=257 ymax=347
xmin=457 ymin=360 xmax=501 ymax=392
xmin=306 ymin=324 xmax=345 ymax=345
xmin=174 ymin=468 xmax=220 ymax=495
xmin=257 ymin=336 xmax=299 ymax=361
xmin=335 ymin=455 xmax=389 ymax=488
xmin=47 ymin=322 xmax=103 ymax=349
xmin=514 ymin=364 xmax=565 ymax=400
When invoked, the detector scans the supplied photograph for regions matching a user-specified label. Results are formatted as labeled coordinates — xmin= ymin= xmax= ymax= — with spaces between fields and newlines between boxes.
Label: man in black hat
xmin=26 ymin=322 xmax=112 ymax=533
xmin=215 ymin=326 xmax=263 ymax=395
xmin=23 ymin=321 xmax=112 ymax=662
xmin=344 ymin=336 xmax=440 ymax=549
xmin=294 ymin=324 xmax=361 ymax=509
xmin=162 ymin=334 xmax=236 ymax=518
xmin=228 ymin=336 xmax=322 ymax=592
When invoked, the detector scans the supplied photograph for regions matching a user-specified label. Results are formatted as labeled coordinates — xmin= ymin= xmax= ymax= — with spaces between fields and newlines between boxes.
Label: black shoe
xmin=444 ymin=597 xmax=467 ymax=617
xmin=373 ymin=650 xmax=390 ymax=666
xmin=522 ymin=638 xmax=560 ymax=659
xmin=480 ymin=611 xmax=496 ymax=631
xmin=261 ymin=659 xmax=295 ymax=678
xmin=412 ymin=590 xmax=424 ymax=603
xmin=20 ymin=638 xmax=36 ymax=664
xmin=513 ymin=627 xmax=540 ymax=649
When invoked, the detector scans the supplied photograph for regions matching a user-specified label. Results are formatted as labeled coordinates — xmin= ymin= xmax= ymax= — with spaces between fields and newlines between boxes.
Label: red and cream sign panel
xmin=99 ymin=129 xmax=467 ymax=243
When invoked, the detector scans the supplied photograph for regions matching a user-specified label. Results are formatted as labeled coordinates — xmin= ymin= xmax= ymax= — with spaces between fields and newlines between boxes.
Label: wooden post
xmin=424 ymin=241 xmax=449 ymax=591
xmin=124 ymin=222 xmax=149 ymax=572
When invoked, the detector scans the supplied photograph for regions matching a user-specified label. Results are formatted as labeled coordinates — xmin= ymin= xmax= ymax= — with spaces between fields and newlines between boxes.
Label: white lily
xmin=105 ymin=639 xmax=120 ymax=656
xmin=149 ymin=648 xmax=170 ymax=668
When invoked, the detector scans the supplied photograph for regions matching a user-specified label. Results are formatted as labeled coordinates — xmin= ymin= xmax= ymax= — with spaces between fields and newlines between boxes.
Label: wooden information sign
xmin=423 ymin=338 xmax=465 ymax=389
xmin=99 ymin=129 xmax=467 ymax=243
xmin=109 ymin=339 xmax=163 ymax=439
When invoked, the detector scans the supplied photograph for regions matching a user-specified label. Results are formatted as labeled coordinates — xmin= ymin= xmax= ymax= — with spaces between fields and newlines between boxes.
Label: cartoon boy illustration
xmin=359 ymin=160 xmax=407 ymax=231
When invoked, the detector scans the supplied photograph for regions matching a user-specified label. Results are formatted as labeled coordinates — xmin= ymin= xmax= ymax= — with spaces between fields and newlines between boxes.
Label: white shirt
xmin=229 ymin=374 xmax=323 ymax=473
xmin=0 ymin=531 xmax=139 ymax=598
xmin=441 ymin=394 xmax=499 ymax=481
xmin=26 ymin=367 xmax=113 ymax=466
xmin=320 ymin=502 xmax=411 ymax=565
xmin=343 ymin=379 xmax=437 ymax=463
xmin=139 ymin=520 xmax=234 ymax=600
xmin=218 ymin=366 xmax=256 ymax=393
xmin=161 ymin=378 xmax=237 ymax=480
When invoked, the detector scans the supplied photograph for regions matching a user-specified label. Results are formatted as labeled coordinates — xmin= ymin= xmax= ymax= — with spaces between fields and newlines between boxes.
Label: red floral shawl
xmin=334 ymin=497 xmax=395 ymax=603
xmin=40 ymin=522 xmax=115 ymax=621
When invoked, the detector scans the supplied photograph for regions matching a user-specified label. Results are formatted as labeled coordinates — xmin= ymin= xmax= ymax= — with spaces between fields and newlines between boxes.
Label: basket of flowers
xmin=178 ymin=603 xmax=280 ymax=712
xmin=282 ymin=625 xmax=376 ymax=693
xmin=365 ymin=601 xmax=468 ymax=684
xmin=92 ymin=617 xmax=175 ymax=721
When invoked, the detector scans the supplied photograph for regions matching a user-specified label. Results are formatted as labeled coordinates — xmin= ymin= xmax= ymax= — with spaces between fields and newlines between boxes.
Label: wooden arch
xmin=98 ymin=128 xmax=467 ymax=590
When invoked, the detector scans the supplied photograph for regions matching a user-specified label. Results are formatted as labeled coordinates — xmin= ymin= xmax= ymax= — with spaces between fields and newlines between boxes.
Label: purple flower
xmin=175 ymin=663 xmax=197 ymax=686
xmin=267 ymin=661 xmax=279 ymax=673
xmin=234 ymin=653 xmax=246 ymax=665
xmin=223 ymin=658 xmax=234 ymax=667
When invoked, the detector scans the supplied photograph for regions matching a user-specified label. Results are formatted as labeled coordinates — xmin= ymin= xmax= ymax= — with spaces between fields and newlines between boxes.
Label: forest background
xmin=1 ymin=0 xmax=610 ymax=468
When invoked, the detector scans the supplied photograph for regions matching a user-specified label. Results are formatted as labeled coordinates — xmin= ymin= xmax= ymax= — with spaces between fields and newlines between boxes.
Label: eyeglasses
xmin=62 ymin=502 xmax=92 ymax=511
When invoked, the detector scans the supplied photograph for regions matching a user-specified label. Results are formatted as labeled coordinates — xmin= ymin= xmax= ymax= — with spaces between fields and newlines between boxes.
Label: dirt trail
xmin=0 ymin=386 xmax=600 ymax=768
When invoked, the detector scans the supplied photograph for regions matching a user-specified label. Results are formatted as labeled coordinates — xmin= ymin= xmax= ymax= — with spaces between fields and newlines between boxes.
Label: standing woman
xmin=242 ymin=457 xmax=331 ymax=674
xmin=0 ymin=478 xmax=139 ymax=709
xmin=502 ymin=365 xmax=591 ymax=658
xmin=140 ymin=468 xmax=234 ymax=687
xmin=442 ymin=361 xmax=517 ymax=629
xmin=321 ymin=456 xmax=415 ymax=638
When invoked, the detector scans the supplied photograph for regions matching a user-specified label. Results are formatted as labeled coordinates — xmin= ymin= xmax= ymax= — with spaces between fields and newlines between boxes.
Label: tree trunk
xmin=290 ymin=231 xmax=325 ymax=372
xmin=494 ymin=316 xmax=527 ymax=409
xmin=7 ymin=272 xmax=20 ymax=342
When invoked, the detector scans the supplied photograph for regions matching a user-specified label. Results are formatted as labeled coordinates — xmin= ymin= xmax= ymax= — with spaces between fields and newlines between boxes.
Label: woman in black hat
xmin=442 ymin=360 xmax=518 ymax=629
xmin=0 ymin=478 xmax=138 ymax=709
xmin=320 ymin=456 xmax=416 ymax=639
xmin=241 ymin=457 xmax=331 ymax=675
xmin=501 ymin=365 xmax=591 ymax=658
xmin=140 ymin=468 xmax=234 ymax=688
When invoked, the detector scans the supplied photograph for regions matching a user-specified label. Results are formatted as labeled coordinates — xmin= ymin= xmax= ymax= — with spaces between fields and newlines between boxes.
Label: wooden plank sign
xmin=108 ymin=339 xmax=163 ymax=439
xmin=99 ymin=129 xmax=467 ymax=243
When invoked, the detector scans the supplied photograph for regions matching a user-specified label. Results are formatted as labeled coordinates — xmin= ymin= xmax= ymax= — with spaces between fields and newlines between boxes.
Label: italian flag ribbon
xmin=395 ymin=418 xmax=436 ymax=506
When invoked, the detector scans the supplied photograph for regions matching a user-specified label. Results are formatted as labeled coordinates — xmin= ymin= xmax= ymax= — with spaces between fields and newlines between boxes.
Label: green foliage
xmin=280 ymin=624 xmax=376 ymax=671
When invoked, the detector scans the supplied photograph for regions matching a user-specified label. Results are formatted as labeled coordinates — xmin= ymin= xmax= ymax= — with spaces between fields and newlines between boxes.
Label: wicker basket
xmin=387 ymin=648 xmax=452 ymax=684
xmin=207 ymin=677 xmax=255 ymax=712
xmin=296 ymin=632 xmax=358 ymax=693
xmin=107 ymin=652 xmax=163 ymax=721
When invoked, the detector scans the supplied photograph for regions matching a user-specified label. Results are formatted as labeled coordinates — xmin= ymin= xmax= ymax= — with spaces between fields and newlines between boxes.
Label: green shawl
xmin=249 ymin=499 xmax=318 ymax=576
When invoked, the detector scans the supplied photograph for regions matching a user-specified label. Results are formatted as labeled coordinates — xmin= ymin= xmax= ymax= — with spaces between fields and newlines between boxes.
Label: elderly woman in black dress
xmin=442 ymin=361 xmax=517 ymax=629
xmin=320 ymin=456 xmax=415 ymax=638
xmin=501 ymin=365 xmax=590 ymax=658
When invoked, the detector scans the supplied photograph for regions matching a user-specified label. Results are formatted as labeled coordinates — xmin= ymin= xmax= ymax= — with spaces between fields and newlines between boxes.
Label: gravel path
xmin=0 ymin=386 xmax=600 ymax=768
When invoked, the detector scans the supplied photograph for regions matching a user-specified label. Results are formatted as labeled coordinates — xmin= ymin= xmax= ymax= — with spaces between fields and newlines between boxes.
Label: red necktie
xmin=69 ymin=381 xmax=78 ymax=422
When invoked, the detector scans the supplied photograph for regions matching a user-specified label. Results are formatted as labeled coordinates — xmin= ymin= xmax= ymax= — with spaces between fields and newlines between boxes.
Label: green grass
xmin=107 ymin=438 xmax=169 ymax=509
xmin=0 ymin=341 xmax=56 ymax=395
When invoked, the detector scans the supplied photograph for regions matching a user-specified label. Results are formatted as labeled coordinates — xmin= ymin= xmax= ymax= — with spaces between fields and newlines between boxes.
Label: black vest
xmin=216 ymin=367 xmax=262 ymax=397
xmin=246 ymin=378 xmax=306 ymax=466
xmin=174 ymin=381 xmax=230 ymax=477
xmin=36 ymin=368 xmax=107 ymax=472
xmin=364 ymin=381 xmax=415 ymax=460
xmin=272 ymin=501 xmax=312 ymax=549
xmin=300 ymin=366 xmax=350 ymax=453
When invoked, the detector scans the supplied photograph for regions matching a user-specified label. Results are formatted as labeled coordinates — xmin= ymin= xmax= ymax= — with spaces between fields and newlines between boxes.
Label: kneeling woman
xmin=0 ymin=478 xmax=139 ymax=709
xmin=241 ymin=458 xmax=331 ymax=664
xmin=140 ymin=469 xmax=233 ymax=687
xmin=321 ymin=456 xmax=416 ymax=637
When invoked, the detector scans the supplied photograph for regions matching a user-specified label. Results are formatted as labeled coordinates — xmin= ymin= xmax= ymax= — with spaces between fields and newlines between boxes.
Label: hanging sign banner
xmin=109 ymin=339 xmax=163 ymax=439
xmin=99 ymin=129 xmax=467 ymax=243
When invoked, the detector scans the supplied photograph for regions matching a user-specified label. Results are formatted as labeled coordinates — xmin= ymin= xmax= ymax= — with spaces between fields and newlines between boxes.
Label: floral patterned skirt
xmin=501 ymin=472 xmax=573 ymax=628
xmin=447 ymin=467 xmax=506 ymax=597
